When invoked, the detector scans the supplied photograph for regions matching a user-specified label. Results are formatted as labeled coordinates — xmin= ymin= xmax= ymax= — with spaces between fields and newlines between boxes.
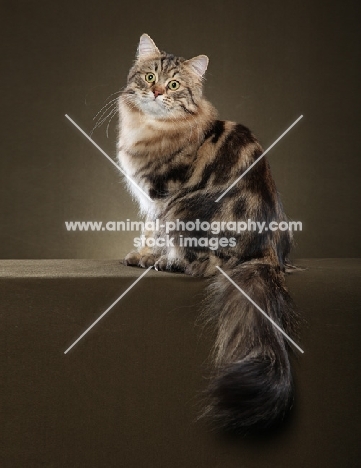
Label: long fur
xmin=204 ymin=262 xmax=298 ymax=433
xmin=117 ymin=34 xmax=300 ymax=434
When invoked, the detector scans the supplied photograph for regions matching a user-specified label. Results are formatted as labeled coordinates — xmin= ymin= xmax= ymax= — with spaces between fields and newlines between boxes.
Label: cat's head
xmin=123 ymin=34 xmax=208 ymax=118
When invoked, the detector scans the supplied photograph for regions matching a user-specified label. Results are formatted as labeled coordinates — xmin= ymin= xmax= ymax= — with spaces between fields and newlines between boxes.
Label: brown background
xmin=1 ymin=2 xmax=361 ymax=466
xmin=1 ymin=0 xmax=360 ymax=260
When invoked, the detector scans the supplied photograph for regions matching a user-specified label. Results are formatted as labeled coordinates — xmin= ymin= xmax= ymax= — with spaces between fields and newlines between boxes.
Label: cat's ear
xmin=184 ymin=55 xmax=209 ymax=78
xmin=137 ymin=34 xmax=160 ymax=59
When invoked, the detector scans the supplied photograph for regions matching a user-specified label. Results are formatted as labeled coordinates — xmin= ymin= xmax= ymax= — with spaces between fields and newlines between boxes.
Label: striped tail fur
xmin=204 ymin=261 xmax=298 ymax=434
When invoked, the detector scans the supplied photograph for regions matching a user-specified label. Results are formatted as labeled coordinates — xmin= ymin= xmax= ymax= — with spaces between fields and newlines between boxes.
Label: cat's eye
xmin=145 ymin=73 xmax=156 ymax=83
xmin=168 ymin=80 xmax=180 ymax=90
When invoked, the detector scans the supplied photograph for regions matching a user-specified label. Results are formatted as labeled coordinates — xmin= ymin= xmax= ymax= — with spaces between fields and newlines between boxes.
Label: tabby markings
xmin=215 ymin=115 xmax=303 ymax=202
xmin=217 ymin=266 xmax=304 ymax=353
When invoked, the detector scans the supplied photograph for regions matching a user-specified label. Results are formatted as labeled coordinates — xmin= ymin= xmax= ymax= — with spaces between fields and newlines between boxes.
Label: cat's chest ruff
xmin=119 ymin=105 xmax=170 ymax=148
xmin=120 ymin=121 xmax=158 ymax=149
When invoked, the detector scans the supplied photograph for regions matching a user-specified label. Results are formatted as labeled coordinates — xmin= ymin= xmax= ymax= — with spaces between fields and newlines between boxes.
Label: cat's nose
xmin=153 ymin=87 xmax=164 ymax=98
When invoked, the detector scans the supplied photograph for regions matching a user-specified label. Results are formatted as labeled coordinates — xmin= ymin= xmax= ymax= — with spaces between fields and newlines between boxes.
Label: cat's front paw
xmin=123 ymin=251 xmax=141 ymax=266
xmin=123 ymin=251 xmax=157 ymax=268
xmin=154 ymin=256 xmax=187 ymax=273
xmin=139 ymin=254 xmax=157 ymax=268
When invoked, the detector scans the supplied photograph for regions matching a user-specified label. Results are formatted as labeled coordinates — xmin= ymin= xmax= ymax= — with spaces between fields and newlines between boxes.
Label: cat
xmin=117 ymin=34 xmax=300 ymax=434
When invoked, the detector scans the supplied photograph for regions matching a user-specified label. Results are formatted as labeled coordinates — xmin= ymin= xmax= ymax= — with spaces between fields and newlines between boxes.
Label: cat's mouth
xmin=139 ymin=93 xmax=171 ymax=116
xmin=145 ymin=92 xmax=164 ymax=103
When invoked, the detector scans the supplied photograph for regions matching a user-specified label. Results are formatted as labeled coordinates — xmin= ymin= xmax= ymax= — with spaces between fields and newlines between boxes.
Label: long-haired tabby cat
xmin=117 ymin=34 xmax=300 ymax=434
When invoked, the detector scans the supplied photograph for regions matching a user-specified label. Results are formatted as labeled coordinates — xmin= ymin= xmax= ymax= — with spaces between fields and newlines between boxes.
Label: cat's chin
xmin=137 ymin=99 xmax=172 ymax=118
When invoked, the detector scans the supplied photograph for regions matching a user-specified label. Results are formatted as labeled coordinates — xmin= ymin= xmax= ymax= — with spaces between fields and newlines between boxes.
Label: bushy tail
xmin=204 ymin=262 xmax=299 ymax=434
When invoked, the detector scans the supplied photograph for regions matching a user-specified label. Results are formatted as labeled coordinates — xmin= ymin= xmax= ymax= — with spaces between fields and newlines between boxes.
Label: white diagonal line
xmin=64 ymin=266 xmax=153 ymax=354
xmin=215 ymin=115 xmax=303 ymax=202
xmin=65 ymin=114 xmax=154 ymax=203
xmin=216 ymin=266 xmax=304 ymax=354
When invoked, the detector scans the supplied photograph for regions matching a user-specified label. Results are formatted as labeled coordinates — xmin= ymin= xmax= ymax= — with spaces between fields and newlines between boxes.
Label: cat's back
xmin=192 ymin=118 xmax=264 ymax=188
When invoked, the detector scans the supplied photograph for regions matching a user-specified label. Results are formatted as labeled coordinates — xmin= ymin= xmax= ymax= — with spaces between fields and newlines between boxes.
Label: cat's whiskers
xmin=105 ymin=108 xmax=119 ymax=138
xmin=93 ymin=97 xmax=119 ymax=121
xmin=95 ymin=103 xmax=117 ymax=126
xmin=91 ymin=98 xmax=121 ymax=136
xmin=90 ymin=87 xmax=129 ymax=137
xmin=104 ymin=89 xmax=124 ymax=100
xmin=118 ymin=94 xmax=133 ymax=106
xmin=91 ymin=105 xmax=118 ymax=136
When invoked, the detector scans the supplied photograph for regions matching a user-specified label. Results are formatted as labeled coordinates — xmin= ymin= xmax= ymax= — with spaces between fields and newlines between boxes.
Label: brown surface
xmin=1 ymin=259 xmax=360 ymax=467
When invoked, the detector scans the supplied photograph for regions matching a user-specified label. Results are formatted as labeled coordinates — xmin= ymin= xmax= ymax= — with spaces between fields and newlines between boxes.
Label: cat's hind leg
xmin=183 ymin=253 xmax=241 ymax=277
xmin=184 ymin=254 xmax=222 ymax=277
